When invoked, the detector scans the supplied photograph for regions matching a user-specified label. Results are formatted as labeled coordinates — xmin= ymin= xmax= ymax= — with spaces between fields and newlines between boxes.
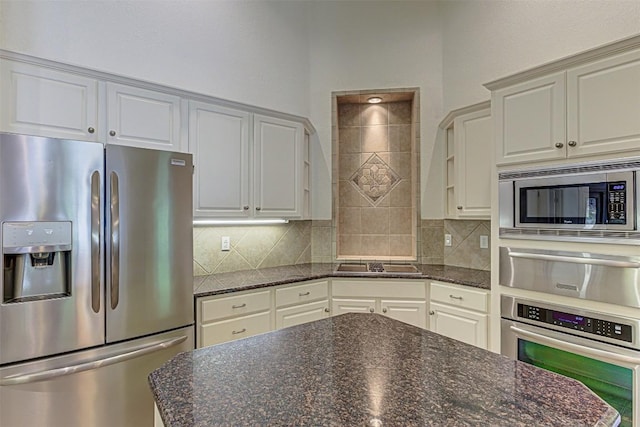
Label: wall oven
xmin=499 ymin=158 xmax=640 ymax=242
xmin=502 ymin=295 xmax=638 ymax=427
xmin=500 ymin=247 xmax=640 ymax=426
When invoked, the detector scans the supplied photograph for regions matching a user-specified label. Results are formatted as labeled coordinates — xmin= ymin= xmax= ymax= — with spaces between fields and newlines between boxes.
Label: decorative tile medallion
xmin=350 ymin=154 xmax=401 ymax=205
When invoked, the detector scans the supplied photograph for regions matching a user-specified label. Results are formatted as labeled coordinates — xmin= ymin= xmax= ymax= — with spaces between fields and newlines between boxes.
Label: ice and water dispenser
xmin=2 ymin=221 xmax=72 ymax=303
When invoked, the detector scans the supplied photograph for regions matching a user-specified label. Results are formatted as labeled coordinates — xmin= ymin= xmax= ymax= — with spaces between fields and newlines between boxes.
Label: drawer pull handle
xmin=232 ymin=303 xmax=247 ymax=309
xmin=449 ymin=294 xmax=463 ymax=300
xmin=299 ymin=291 xmax=311 ymax=296
xmin=232 ymin=328 xmax=247 ymax=335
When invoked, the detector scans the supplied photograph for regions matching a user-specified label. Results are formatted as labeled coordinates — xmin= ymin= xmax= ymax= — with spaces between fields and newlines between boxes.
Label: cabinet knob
xmin=109 ymin=130 xmax=116 ymax=137
xmin=555 ymin=142 xmax=564 ymax=149
xmin=456 ymin=206 xmax=463 ymax=210
xmin=369 ymin=307 xmax=374 ymax=313
xmin=382 ymin=308 xmax=387 ymax=313
xmin=243 ymin=206 xmax=250 ymax=211
xmin=87 ymin=127 xmax=95 ymax=134
xmin=255 ymin=207 xmax=261 ymax=211
xmin=567 ymin=140 xmax=577 ymax=147
xmin=429 ymin=310 xmax=435 ymax=315
xmin=324 ymin=307 xmax=330 ymax=313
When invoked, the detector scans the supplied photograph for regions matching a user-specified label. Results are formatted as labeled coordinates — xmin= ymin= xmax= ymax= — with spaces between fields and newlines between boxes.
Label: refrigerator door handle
xmin=90 ymin=171 xmax=101 ymax=313
xmin=0 ymin=335 xmax=188 ymax=386
xmin=110 ymin=171 xmax=120 ymax=310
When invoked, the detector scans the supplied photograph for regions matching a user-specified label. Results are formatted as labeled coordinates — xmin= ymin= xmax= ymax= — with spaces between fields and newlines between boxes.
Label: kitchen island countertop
xmin=193 ymin=263 xmax=490 ymax=298
xmin=149 ymin=313 xmax=619 ymax=427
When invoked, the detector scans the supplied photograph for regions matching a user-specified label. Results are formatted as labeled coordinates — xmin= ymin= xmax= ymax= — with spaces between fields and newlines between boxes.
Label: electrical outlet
xmin=444 ymin=234 xmax=452 ymax=247
xmin=480 ymin=235 xmax=489 ymax=249
xmin=221 ymin=236 xmax=231 ymax=251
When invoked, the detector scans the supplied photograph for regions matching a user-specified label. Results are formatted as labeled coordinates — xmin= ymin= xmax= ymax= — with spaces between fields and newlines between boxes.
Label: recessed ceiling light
xmin=367 ymin=97 xmax=382 ymax=104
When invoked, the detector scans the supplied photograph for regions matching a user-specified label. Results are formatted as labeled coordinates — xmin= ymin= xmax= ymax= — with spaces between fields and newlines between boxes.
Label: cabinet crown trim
xmin=439 ymin=100 xmax=491 ymax=130
xmin=484 ymin=33 xmax=640 ymax=90
xmin=0 ymin=49 xmax=315 ymax=133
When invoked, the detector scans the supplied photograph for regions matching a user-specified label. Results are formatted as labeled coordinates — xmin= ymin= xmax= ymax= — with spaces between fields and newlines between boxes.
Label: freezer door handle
xmin=110 ymin=171 xmax=120 ymax=310
xmin=90 ymin=171 xmax=101 ymax=313
xmin=0 ymin=335 xmax=188 ymax=386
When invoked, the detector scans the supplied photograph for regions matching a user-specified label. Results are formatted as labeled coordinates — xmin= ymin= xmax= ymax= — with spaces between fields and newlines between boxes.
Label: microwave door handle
xmin=507 ymin=251 xmax=640 ymax=269
xmin=509 ymin=325 xmax=640 ymax=365
xmin=90 ymin=171 xmax=101 ymax=313
xmin=110 ymin=171 xmax=120 ymax=310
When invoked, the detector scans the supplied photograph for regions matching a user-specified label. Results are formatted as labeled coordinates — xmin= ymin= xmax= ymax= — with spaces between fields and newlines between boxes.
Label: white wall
xmin=0 ymin=0 xmax=310 ymax=117
xmin=440 ymin=0 xmax=640 ymax=112
xmin=307 ymin=1 xmax=444 ymax=219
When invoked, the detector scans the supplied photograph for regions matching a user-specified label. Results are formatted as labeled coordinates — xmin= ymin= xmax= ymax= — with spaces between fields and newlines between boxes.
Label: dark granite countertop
xmin=193 ymin=263 xmax=490 ymax=298
xmin=149 ymin=313 xmax=619 ymax=427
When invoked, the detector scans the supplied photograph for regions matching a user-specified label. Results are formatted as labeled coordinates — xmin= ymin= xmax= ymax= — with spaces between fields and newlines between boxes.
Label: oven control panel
xmin=517 ymin=303 xmax=632 ymax=343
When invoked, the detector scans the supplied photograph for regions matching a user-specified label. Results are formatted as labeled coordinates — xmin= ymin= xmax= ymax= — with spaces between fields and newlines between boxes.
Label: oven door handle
xmin=508 ymin=251 xmax=640 ymax=269
xmin=509 ymin=325 xmax=640 ymax=365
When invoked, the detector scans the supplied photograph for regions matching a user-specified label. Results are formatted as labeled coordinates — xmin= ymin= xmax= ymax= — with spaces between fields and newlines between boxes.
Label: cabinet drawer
xmin=200 ymin=311 xmax=271 ymax=347
xmin=430 ymin=282 xmax=488 ymax=313
xmin=200 ymin=290 xmax=271 ymax=322
xmin=275 ymin=300 xmax=329 ymax=329
xmin=275 ymin=281 xmax=329 ymax=308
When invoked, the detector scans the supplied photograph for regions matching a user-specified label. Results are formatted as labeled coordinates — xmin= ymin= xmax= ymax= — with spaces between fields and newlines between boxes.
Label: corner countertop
xmin=149 ymin=313 xmax=619 ymax=427
xmin=193 ymin=263 xmax=490 ymax=298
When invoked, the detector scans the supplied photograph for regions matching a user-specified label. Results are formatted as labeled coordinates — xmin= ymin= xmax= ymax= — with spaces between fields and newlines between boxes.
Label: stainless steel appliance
xmin=502 ymin=295 xmax=636 ymax=427
xmin=499 ymin=247 xmax=640 ymax=309
xmin=0 ymin=133 xmax=194 ymax=427
xmin=499 ymin=246 xmax=640 ymax=426
xmin=498 ymin=158 xmax=640 ymax=242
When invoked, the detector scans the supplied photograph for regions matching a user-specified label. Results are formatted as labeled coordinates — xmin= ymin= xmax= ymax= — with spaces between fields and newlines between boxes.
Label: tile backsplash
xmin=193 ymin=221 xmax=311 ymax=276
xmin=194 ymin=218 xmax=490 ymax=275
xmin=440 ymin=219 xmax=490 ymax=271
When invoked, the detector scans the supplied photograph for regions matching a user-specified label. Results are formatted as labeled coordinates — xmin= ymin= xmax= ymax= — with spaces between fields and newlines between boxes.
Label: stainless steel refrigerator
xmin=0 ymin=133 xmax=194 ymax=427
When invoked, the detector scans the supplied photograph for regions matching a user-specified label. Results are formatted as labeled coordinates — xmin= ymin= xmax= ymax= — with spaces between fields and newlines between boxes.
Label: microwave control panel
xmin=517 ymin=303 xmax=632 ymax=343
xmin=607 ymin=181 xmax=627 ymax=224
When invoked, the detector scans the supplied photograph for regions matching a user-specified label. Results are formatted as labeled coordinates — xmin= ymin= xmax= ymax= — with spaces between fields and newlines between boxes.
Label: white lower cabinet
xmin=276 ymin=300 xmax=329 ymax=329
xmin=275 ymin=280 xmax=330 ymax=329
xmin=331 ymin=279 xmax=427 ymax=329
xmin=196 ymin=289 xmax=273 ymax=348
xmin=428 ymin=281 xmax=489 ymax=349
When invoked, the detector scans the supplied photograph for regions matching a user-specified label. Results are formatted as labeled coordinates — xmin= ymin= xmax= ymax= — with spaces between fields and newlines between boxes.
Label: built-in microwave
xmin=499 ymin=159 xmax=640 ymax=241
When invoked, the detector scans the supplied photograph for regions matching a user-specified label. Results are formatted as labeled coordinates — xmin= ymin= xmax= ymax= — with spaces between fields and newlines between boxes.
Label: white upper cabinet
xmin=488 ymin=37 xmax=640 ymax=166
xmin=0 ymin=60 xmax=100 ymax=141
xmin=190 ymin=105 xmax=306 ymax=219
xmin=441 ymin=102 xmax=492 ymax=219
xmin=189 ymin=102 xmax=251 ymax=218
xmin=493 ymin=73 xmax=565 ymax=165
xmin=106 ymin=83 xmax=184 ymax=152
xmin=253 ymin=114 xmax=304 ymax=218
xmin=566 ymin=49 xmax=640 ymax=158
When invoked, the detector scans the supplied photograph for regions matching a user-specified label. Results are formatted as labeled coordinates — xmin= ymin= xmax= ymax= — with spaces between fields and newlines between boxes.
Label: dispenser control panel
xmin=2 ymin=221 xmax=72 ymax=252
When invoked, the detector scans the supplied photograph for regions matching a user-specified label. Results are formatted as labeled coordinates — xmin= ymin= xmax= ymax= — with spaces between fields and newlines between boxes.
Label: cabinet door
xmin=453 ymin=108 xmax=492 ymax=218
xmin=380 ymin=299 xmax=427 ymax=329
xmin=567 ymin=49 xmax=640 ymax=158
xmin=331 ymin=298 xmax=376 ymax=316
xmin=276 ymin=300 xmax=330 ymax=329
xmin=189 ymin=101 xmax=251 ymax=217
xmin=429 ymin=302 xmax=487 ymax=349
xmin=199 ymin=311 xmax=271 ymax=348
xmin=493 ymin=72 xmax=566 ymax=165
xmin=253 ymin=114 xmax=304 ymax=218
xmin=106 ymin=83 xmax=183 ymax=151
xmin=0 ymin=60 xmax=99 ymax=141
